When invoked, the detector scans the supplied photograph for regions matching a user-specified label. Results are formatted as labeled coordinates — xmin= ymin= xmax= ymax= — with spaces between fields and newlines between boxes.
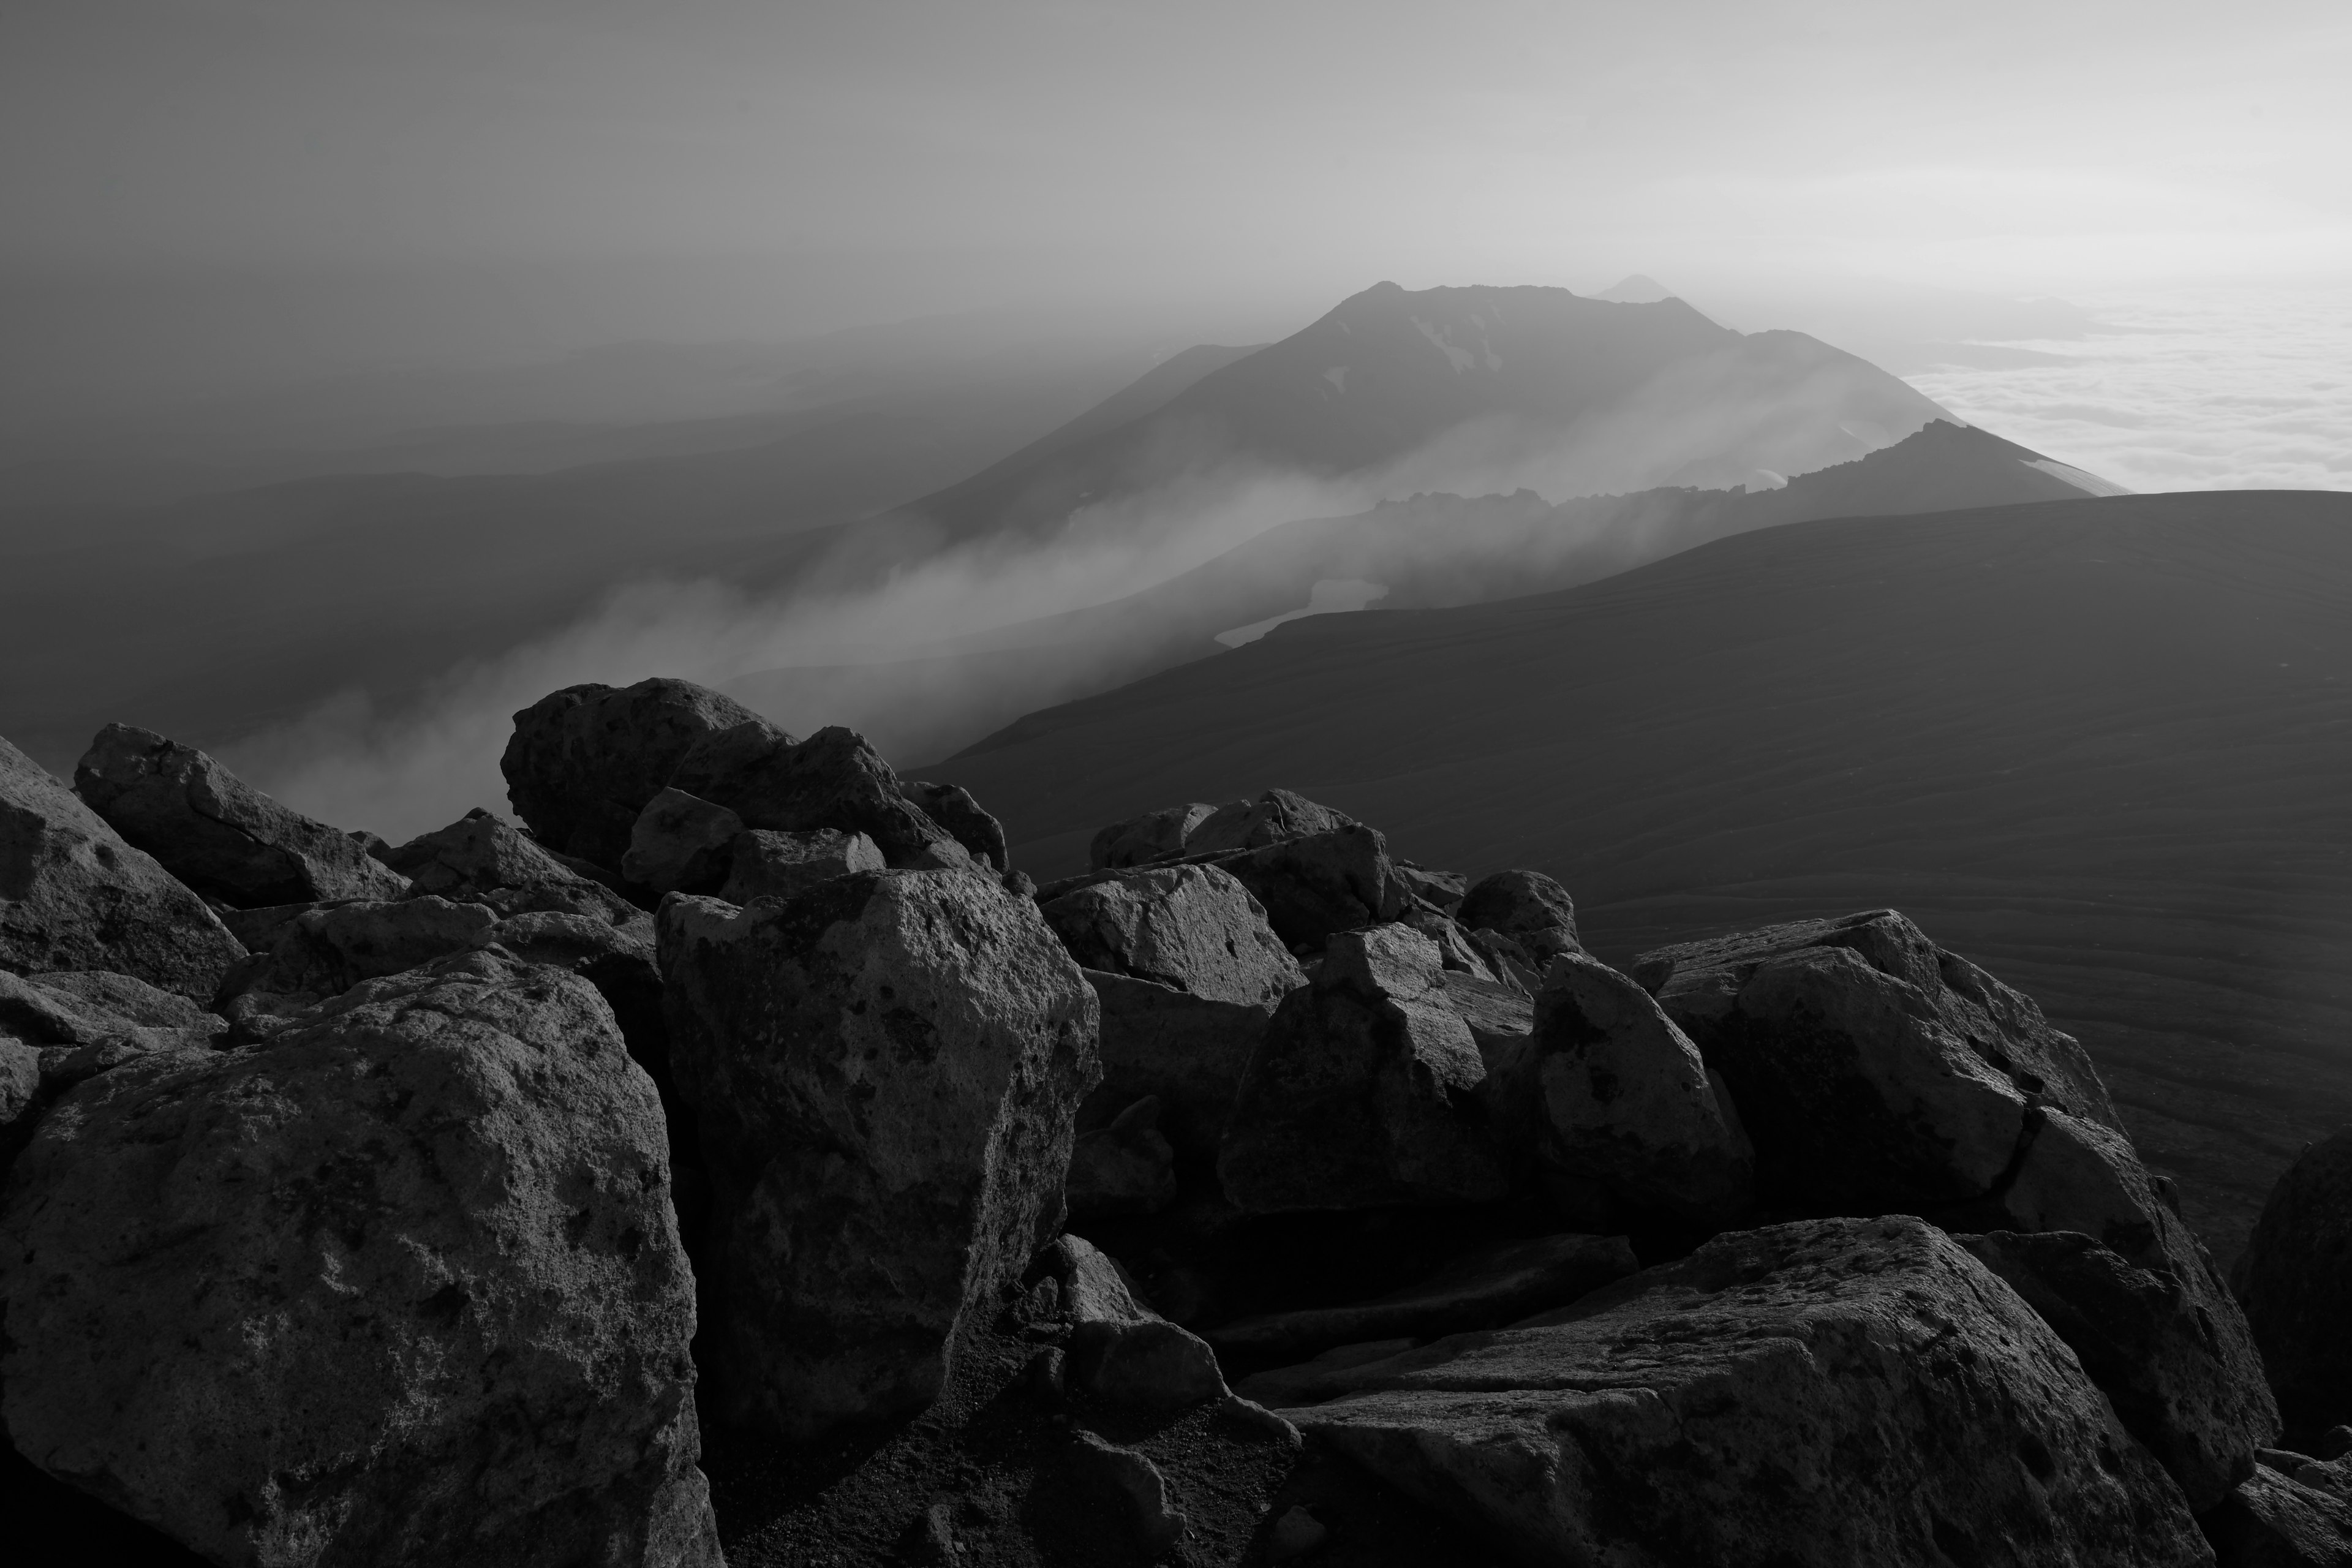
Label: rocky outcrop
xmin=1455 ymin=869 xmax=1580 ymax=963
xmin=74 ymin=724 xmax=408 ymax=907
xmin=2236 ymin=1130 xmax=2352 ymax=1431
xmin=1 ymin=734 xmax=245 ymax=1001
xmin=658 ymin=871 xmax=1098 ymax=1437
xmin=1273 ymin=1216 xmax=2212 ymax=1566
xmin=900 ymin=779 xmax=1009 ymax=872
xmin=384 ymin=809 xmax=644 ymax=924
xmin=1487 ymin=952 xmax=1752 ymax=1226
xmin=620 ymin=788 xmax=745 ymax=895
xmin=666 ymin=723 xmax=965 ymax=869
xmin=1039 ymin=863 xmax=1302 ymax=1008
xmin=718 ymin=826 xmax=885 ymax=903
xmin=1089 ymin=802 xmax=1216 ymax=870
xmin=0 ymin=950 xmax=720 ymax=1566
xmin=1187 ymin=789 xmax=1362 ymax=858
xmin=1962 ymin=1229 xmax=2274 ymax=1510
xmin=1219 ymin=925 xmax=1509 ymax=1213
xmin=501 ymin=676 xmax=769 ymax=869
xmin=1202 ymin=824 xmax=1412 ymax=952
xmin=2204 ymin=1460 xmax=2352 ymax=1567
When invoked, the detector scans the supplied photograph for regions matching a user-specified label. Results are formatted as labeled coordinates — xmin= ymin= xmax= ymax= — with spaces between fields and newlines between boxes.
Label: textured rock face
xmin=1 ymin=734 xmax=245 ymax=1001
xmin=2203 ymin=1461 xmax=2352 ymax=1567
xmin=1039 ymin=863 xmax=1302 ymax=1008
xmin=500 ymin=676 xmax=769 ymax=869
xmin=1186 ymin=789 xmax=1361 ymax=858
xmin=1082 ymin=969 xmax=1281 ymax=1172
xmin=900 ymin=780 xmax=1009 ymax=872
xmin=1276 ymin=1216 xmax=2212 ymax=1568
xmin=658 ymin=871 xmax=1099 ymax=1437
xmin=1 ymin=970 xmax=227 ymax=1163
xmin=0 ymin=951 xmax=720 ymax=1567
xmin=1962 ymin=1229 xmax=2274 ymax=1510
xmin=668 ymin=723 xmax=963 ymax=869
xmin=1204 ymin=824 xmax=1412 ymax=952
xmin=1066 ymin=1094 xmax=1178 ymax=1218
xmin=74 ymin=723 xmax=408 ymax=907
xmin=1634 ymin=908 xmax=2118 ymax=1212
xmin=1455 ymin=869 xmax=1581 ymax=963
xmin=385 ymin=809 xmax=643 ymax=924
xmin=1089 ymin=802 xmax=1216 ymax=870
xmin=1488 ymin=952 xmax=1752 ymax=1225
xmin=2237 ymin=1130 xmax=2352 ymax=1431
xmin=620 ymin=788 xmax=745 ymax=895
xmin=1219 ymin=925 xmax=1509 ymax=1213
xmin=719 ymin=826 xmax=885 ymax=904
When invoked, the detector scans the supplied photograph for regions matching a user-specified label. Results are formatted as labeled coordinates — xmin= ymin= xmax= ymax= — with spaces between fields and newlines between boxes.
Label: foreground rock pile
xmin=2 ymin=677 xmax=2348 ymax=1566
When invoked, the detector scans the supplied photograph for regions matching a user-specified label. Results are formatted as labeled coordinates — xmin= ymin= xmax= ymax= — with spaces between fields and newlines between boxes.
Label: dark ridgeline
xmin=4 ymin=655 xmax=2351 ymax=1564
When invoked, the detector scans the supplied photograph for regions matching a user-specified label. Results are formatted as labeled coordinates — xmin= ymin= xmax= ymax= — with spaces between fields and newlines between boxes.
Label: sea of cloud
xmin=1904 ymin=285 xmax=2352 ymax=494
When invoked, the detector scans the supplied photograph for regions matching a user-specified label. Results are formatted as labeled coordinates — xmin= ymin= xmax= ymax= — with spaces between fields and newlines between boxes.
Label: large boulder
xmin=1632 ymin=908 xmax=2120 ymax=1213
xmin=1218 ymin=925 xmax=1509 ymax=1214
xmin=1272 ymin=1216 xmax=2212 ymax=1567
xmin=1039 ymin=863 xmax=1302 ymax=1008
xmin=383 ymin=809 xmax=643 ymax=925
xmin=2236 ymin=1129 xmax=2352 ymax=1431
xmin=719 ymin=826 xmax=885 ymax=903
xmin=0 ymin=950 xmax=720 ymax=1566
xmin=1200 ymin=824 xmax=1412 ymax=953
xmin=1186 ymin=789 xmax=1361 ymax=858
xmin=1486 ymin=952 xmax=1752 ymax=1226
xmin=1455 ymin=869 xmax=1581 ymax=963
xmin=2203 ymin=1460 xmax=2352 ymax=1567
xmin=620 ymin=788 xmax=745 ymax=895
xmin=72 ymin=723 xmax=407 ymax=907
xmin=1963 ymin=1229 xmax=2276 ymax=1510
xmin=500 ymin=676 xmax=770 ymax=869
xmin=1 ymin=970 xmax=228 ymax=1167
xmin=1081 ymin=969 xmax=1283 ymax=1174
xmin=899 ymin=780 xmax=1009 ymax=872
xmin=668 ymin=723 xmax=965 ymax=869
xmin=1089 ymin=802 xmax=1217 ymax=870
xmin=658 ymin=870 xmax=1099 ymax=1437
xmin=1 ymin=733 xmax=244 ymax=1001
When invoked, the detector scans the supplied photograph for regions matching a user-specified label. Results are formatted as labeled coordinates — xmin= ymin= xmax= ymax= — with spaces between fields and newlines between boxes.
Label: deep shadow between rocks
xmin=0 ymin=1442 xmax=209 ymax=1567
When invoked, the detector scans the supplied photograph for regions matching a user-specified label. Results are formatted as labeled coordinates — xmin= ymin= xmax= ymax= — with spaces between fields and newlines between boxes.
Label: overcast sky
xmin=4 ymin=0 xmax=2347 ymax=388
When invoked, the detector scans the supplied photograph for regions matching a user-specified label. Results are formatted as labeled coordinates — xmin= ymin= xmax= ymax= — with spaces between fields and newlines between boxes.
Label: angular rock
xmin=658 ymin=873 xmax=1098 ymax=1436
xmin=1456 ymin=869 xmax=1581 ymax=963
xmin=2204 ymin=1462 xmax=2352 ymax=1567
xmin=1066 ymin=1095 xmax=1178 ymax=1218
xmin=73 ymin=723 xmax=407 ymax=907
xmin=1 ymin=734 xmax=245 ymax=1001
xmin=900 ymin=779 xmax=1009 ymax=872
xmin=668 ymin=723 xmax=962 ymax=869
xmin=1068 ymin=1431 xmax=1186 ymax=1554
xmin=1210 ymin=1232 xmax=1638 ymax=1364
xmin=0 ymin=968 xmax=225 ymax=1054
xmin=2237 ymin=1129 xmax=2352 ymax=1431
xmin=1031 ymin=1233 xmax=1162 ymax=1325
xmin=620 ymin=788 xmax=744 ymax=895
xmin=500 ymin=676 xmax=770 ymax=869
xmin=1961 ymin=1229 xmax=2274 ymax=1510
xmin=214 ymin=896 xmax=501 ymax=1035
xmin=1276 ymin=1216 xmax=2212 ymax=1567
xmin=1436 ymin=970 xmax=1534 ymax=1066
xmin=1066 ymin=1317 xmax=1229 ymax=1410
xmin=1635 ymin=908 xmax=2119 ymax=1212
xmin=1187 ymin=789 xmax=1361 ymax=858
xmin=1394 ymin=864 xmax=1466 ymax=911
xmin=1083 ymin=969 xmax=1282 ymax=1174
xmin=1486 ymin=952 xmax=1752 ymax=1225
xmin=717 ymin=826 xmax=884 ymax=904
xmin=384 ymin=809 xmax=643 ymax=925
xmin=1218 ymin=926 xmax=1509 ymax=1214
xmin=1203 ymin=824 xmax=1412 ymax=953
xmin=0 ymin=949 xmax=720 ymax=1567
xmin=1040 ymin=862 xmax=1302 ymax=1008
xmin=1089 ymin=802 xmax=1217 ymax=870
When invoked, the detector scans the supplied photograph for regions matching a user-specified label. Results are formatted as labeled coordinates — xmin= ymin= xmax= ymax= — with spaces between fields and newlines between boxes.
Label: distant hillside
xmin=923 ymin=490 xmax=2352 ymax=1261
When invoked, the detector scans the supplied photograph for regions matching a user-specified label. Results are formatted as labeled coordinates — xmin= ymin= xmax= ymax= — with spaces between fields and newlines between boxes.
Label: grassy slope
xmin=930 ymin=491 xmax=2352 ymax=1259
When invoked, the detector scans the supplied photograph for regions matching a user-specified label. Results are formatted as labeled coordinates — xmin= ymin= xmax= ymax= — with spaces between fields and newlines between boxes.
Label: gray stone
xmin=1 ymin=733 xmax=245 ymax=1001
xmin=1186 ymin=789 xmax=1361 ymax=858
xmin=1202 ymin=824 xmax=1412 ymax=952
xmin=1486 ymin=952 xmax=1752 ymax=1225
xmin=1082 ymin=968 xmax=1281 ymax=1173
xmin=384 ymin=809 xmax=642 ymax=925
xmin=1456 ymin=869 xmax=1581 ymax=963
xmin=1068 ymin=1430 xmax=1186 ymax=1554
xmin=214 ymin=895 xmax=502 ymax=1035
xmin=1089 ymin=802 xmax=1217 ymax=870
xmin=657 ymin=872 xmax=1098 ymax=1437
xmin=668 ymin=722 xmax=963 ymax=870
xmin=1032 ymin=1234 xmax=1162 ymax=1325
xmin=1268 ymin=1504 xmax=1330 ymax=1562
xmin=1040 ymin=862 xmax=1302 ymax=1008
xmin=1067 ymin=1316 xmax=1229 ymax=1410
xmin=1276 ymin=1216 xmax=2212 ymax=1567
xmin=1066 ymin=1095 xmax=1178 ymax=1218
xmin=900 ymin=779 xmax=1009 ymax=872
xmin=1394 ymin=864 xmax=1466 ymax=911
xmin=2204 ymin=1462 xmax=2352 ymax=1567
xmin=717 ymin=826 xmax=884 ymax=904
xmin=620 ymin=788 xmax=744 ymax=895
xmin=0 ymin=949 xmax=720 ymax=1567
xmin=1 ymin=970 xmax=225 ymax=1137
xmin=1436 ymin=970 xmax=1534 ymax=1067
xmin=500 ymin=676 xmax=771 ymax=869
xmin=1218 ymin=925 xmax=1509 ymax=1214
xmin=1961 ymin=1229 xmax=2275 ymax=1510
xmin=1210 ymin=1232 xmax=1638 ymax=1364
xmin=2237 ymin=1129 xmax=2352 ymax=1431
xmin=74 ymin=724 xmax=407 ymax=908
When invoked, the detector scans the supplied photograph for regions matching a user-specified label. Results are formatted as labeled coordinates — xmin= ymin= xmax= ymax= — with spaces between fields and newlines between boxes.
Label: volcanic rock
xmin=1039 ymin=862 xmax=1302 ymax=1008
xmin=1202 ymin=824 xmax=1412 ymax=952
xmin=2237 ymin=1129 xmax=2352 ymax=1431
xmin=1089 ymin=802 xmax=1217 ymax=870
xmin=0 ymin=949 xmax=720 ymax=1566
xmin=1211 ymin=1232 xmax=1638 ymax=1364
xmin=666 ymin=723 xmax=964 ymax=869
xmin=657 ymin=871 xmax=1098 ymax=1437
xmin=1962 ymin=1229 xmax=2274 ymax=1509
xmin=1 ymin=734 xmax=245 ymax=1001
xmin=1455 ymin=869 xmax=1581 ymax=963
xmin=73 ymin=724 xmax=407 ymax=907
xmin=1186 ymin=789 xmax=1362 ymax=858
xmin=620 ymin=788 xmax=744 ymax=895
xmin=1066 ymin=1094 xmax=1179 ymax=1218
xmin=1273 ymin=1216 xmax=2211 ymax=1566
xmin=718 ymin=826 xmax=885 ymax=903
xmin=1218 ymin=925 xmax=1509 ymax=1213
xmin=900 ymin=778 xmax=1009 ymax=872
xmin=1486 ymin=952 xmax=1752 ymax=1225
xmin=500 ymin=676 xmax=769 ymax=869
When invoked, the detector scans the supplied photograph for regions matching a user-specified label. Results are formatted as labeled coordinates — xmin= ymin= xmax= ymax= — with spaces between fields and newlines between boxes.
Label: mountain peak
xmin=1594 ymin=274 xmax=1677 ymax=304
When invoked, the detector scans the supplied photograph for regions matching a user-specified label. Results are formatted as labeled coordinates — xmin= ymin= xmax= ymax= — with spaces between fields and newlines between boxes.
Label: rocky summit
xmin=1 ymin=676 xmax=2345 ymax=1566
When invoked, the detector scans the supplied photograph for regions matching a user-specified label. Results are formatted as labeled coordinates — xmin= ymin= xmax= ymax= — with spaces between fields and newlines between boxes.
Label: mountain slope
xmin=923 ymin=490 xmax=2352 ymax=1259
